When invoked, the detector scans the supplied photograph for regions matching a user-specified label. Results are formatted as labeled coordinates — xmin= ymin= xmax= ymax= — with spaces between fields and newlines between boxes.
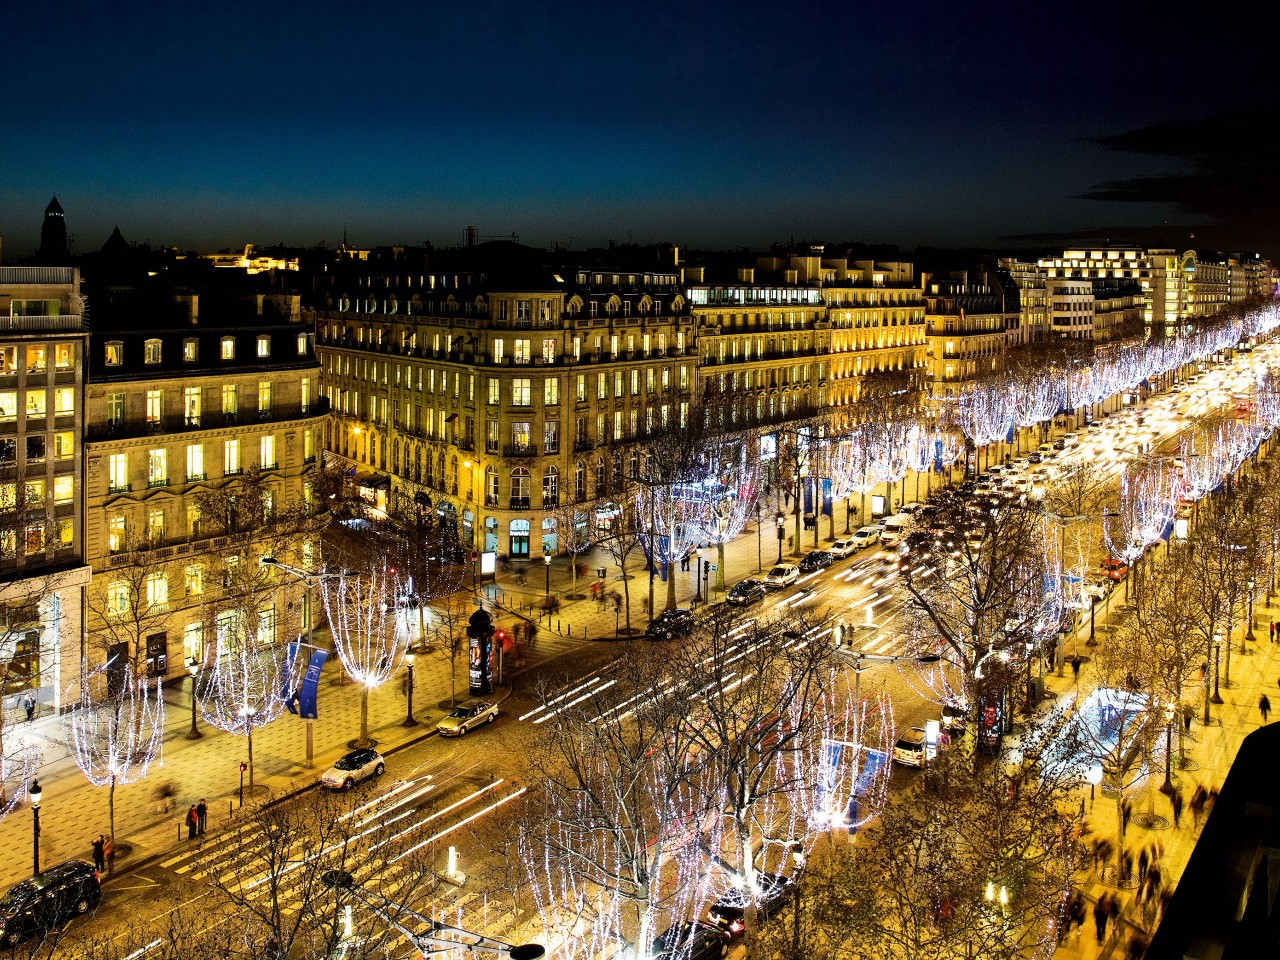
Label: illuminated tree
xmin=321 ymin=565 xmax=409 ymax=747
xmin=66 ymin=656 xmax=165 ymax=858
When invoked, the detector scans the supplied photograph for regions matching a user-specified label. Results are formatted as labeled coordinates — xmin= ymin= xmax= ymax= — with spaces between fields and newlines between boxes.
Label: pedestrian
xmin=1138 ymin=846 xmax=1149 ymax=883
xmin=1270 ymin=621 xmax=1276 ymax=643
xmin=1183 ymin=703 xmax=1193 ymax=735
xmin=1261 ymin=694 xmax=1272 ymax=723
xmin=196 ymin=798 xmax=207 ymax=835
xmin=1120 ymin=796 xmax=1133 ymax=836
xmin=103 ymin=835 xmax=115 ymax=875
xmin=1126 ymin=932 xmax=1150 ymax=960
xmin=1094 ymin=836 xmax=1114 ymax=872
xmin=186 ymin=805 xmax=198 ymax=840
xmin=92 ymin=835 xmax=105 ymax=872
xmin=1094 ymin=895 xmax=1110 ymax=943
xmin=1070 ymin=655 xmax=1081 ymax=681
xmin=1190 ymin=785 xmax=1207 ymax=828
xmin=21 ymin=693 xmax=34 ymax=723
xmin=1171 ymin=788 xmax=1183 ymax=829
xmin=1108 ymin=894 xmax=1121 ymax=930
xmin=528 ymin=623 xmax=539 ymax=647
xmin=1208 ymin=785 xmax=1219 ymax=811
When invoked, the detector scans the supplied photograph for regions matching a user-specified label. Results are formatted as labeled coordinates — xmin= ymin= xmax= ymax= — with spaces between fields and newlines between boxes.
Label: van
xmin=0 ymin=860 xmax=101 ymax=946
xmin=880 ymin=515 xmax=909 ymax=545
xmin=1037 ymin=442 xmax=1055 ymax=456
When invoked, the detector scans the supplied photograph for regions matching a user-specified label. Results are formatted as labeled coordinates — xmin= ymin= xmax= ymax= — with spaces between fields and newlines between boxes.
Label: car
xmin=892 ymin=727 xmax=929 ymax=767
xmin=726 ymin=578 xmax=767 ymax=606
xmin=880 ymin=516 xmax=909 ymax=545
xmin=1099 ymin=557 xmax=1129 ymax=581
xmin=647 ymin=921 xmax=729 ymax=960
xmin=435 ymin=700 xmax=499 ymax=736
xmin=941 ymin=704 xmax=967 ymax=733
xmin=763 ymin=564 xmax=801 ymax=589
xmin=828 ymin=538 xmax=857 ymax=557
xmin=0 ymin=860 xmax=101 ymax=947
xmin=900 ymin=530 xmax=933 ymax=557
xmin=851 ymin=525 xmax=881 ymax=549
xmin=797 ymin=551 xmax=835 ymax=573
xmin=708 ymin=873 xmax=797 ymax=937
xmin=645 ymin=608 xmax=697 ymax=641
xmin=898 ymin=501 xmax=923 ymax=516
xmin=1027 ymin=452 xmax=1042 ymax=464
xmin=1052 ymin=438 xmax=1066 ymax=450
xmin=320 ymin=748 xmax=386 ymax=790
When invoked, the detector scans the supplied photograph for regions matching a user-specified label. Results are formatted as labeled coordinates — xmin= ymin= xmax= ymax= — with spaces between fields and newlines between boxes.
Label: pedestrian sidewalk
xmin=0 ymin=618 xmax=589 ymax=892
xmin=1049 ymin=594 xmax=1280 ymax=960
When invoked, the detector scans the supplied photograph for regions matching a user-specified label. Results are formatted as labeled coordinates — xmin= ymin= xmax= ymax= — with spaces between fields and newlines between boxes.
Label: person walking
xmin=1093 ymin=895 xmax=1108 ymax=943
xmin=1138 ymin=846 xmax=1149 ymax=883
xmin=1260 ymin=694 xmax=1271 ymax=723
xmin=1270 ymin=620 xmax=1276 ymax=643
xmin=92 ymin=835 xmax=105 ymax=872
xmin=1120 ymin=796 xmax=1133 ymax=837
xmin=186 ymin=805 xmax=198 ymax=840
xmin=1070 ymin=655 xmax=1081 ymax=681
xmin=21 ymin=693 xmax=34 ymax=723
xmin=196 ymin=798 xmax=207 ymax=835
xmin=1183 ymin=703 xmax=1194 ymax=735
xmin=1171 ymin=788 xmax=1184 ymax=829
xmin=1190 ymin=785 xmax=1207 ymax=828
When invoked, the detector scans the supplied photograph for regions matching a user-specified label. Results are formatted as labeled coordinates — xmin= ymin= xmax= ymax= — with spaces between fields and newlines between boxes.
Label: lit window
xmin=26 ymin=346 xmax=46 ymax=373
xmin=105 ymin=341 xmax=123 ymax=366
xmin=186 ymin=444 xmax=204 ymax=481
xmin=544 ymin=378 xmax=559 ymax=406
xmin=148 ymin=449 xmax=168 ymax=487
xmin=25 ymin=391 xmax=45 ymax=418
xmin=224 ymin=438 xmax=240 ymax=475
xmin=222 ymin=384 xmax=238 ymax=417
xmin=147 ymin=507 xmax=166 ymax=542
xmin=106 ymin=581 xmax=130 ymax=617
xmin=260 ymin=435 xmax=277 ymax=469
xmin=257 ymin=335 xmax=271 ymax=358
xmin=54 ymin=387 xmax=73 ymax=415
xmin=53 ymin=476 xmax=73 ymax=504
xmin=258 ymin=381 xmax=272 ymax=414
xmin=144 ymin=573 xmax=168 ymax=612
xmin=221 ymin=337 xmax=235 ymax=360
xmin=184 ymin=338 xmax=199 ymax=362
xmin=184 ymin=387 xmax=201 ymax=425
xmin=144 ymin=339 xmax=162 ymax=364
xmin=54 ymin=432 xmax=74 ymax=460
xmin=185 ymin=564 xmax=204 ymax=597
xmin=0 ymin=392 xmax=14 ymax=421
xmin=297 ymin=333 xmax=307 ymax=356
xmin=54 ymin=344 xmax=73 ymax=370
xmin=512 ymin=379 xmax=531 ymax=406
xmin=146 ymin=389 xmax=163 ymax=424
xmin=108 ymin=454 xmax=129 ymax=492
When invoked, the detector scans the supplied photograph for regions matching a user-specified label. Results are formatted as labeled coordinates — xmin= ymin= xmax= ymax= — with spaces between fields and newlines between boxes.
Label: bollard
xmin=229 ymin=800 xmax=233 ymax=819
xmin=178 ymin=824 xmax=183 ymax=844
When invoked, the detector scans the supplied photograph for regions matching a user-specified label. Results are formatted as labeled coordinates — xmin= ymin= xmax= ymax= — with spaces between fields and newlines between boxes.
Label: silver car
xmin=320 ymin=748 xmax=386 ymax=791
xmin=435 ymin=700 xmax=499 ymax=737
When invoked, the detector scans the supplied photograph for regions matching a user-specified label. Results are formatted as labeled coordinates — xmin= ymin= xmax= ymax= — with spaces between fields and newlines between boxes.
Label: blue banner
xmin=821 ymin=478 xmax=833 ymax=517
xmin=296 ymin=650 xmax=328 ymax=720
xmin=933 ymin=439 xmax=944 ymax=473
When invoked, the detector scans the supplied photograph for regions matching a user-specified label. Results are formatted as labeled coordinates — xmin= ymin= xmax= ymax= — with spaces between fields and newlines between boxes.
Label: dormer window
xmin=144 ymin=339 xmax=162 ymax=364
xmin=184 ymin=338 xmax=198 ymax=362
xmin=257 ymin=335 xmax=271 ymax=358
xmin=105 ymin=341 xmax=123 ymax=366
xmin=220 ymin=337 xmax=235 ymax=360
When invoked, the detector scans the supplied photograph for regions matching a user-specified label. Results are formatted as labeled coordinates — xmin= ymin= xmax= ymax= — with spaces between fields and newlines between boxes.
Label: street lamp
xmin=776 ymin=513 xmax=786 ymax=563
xmin=259 ymin=556 xmax=339 ymax=768
xmin=694 ymin=547 xmax=704 ymax=603
xmin=1159 ymin=702 xmax=1176 ymax=795
xmin=29 ymin=779 xmax=40 ymax=876
xmin=1211 ymin=632 xmax=1224 ymax=705
xmin=1086 ymin=764 xmax=1102 ymax=809
xmin=186 ymin=656 xmax=203 ymax=740
xmin=402 ymin=647 xmax=419 ymax=728
xmin=1247 ymin=578 xmax=1256 ymax=643
xmin=543 ymin=554 xmax=552 ymax=598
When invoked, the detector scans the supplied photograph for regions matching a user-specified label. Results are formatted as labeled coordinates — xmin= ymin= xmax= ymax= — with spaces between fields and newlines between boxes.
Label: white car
xmin=851 ymin=525 xmax=881 ymax=548
xmin=828 ymin=538 xmax=857 ymax=557
xmin=892 ymin=727 xmax=928 ymax=767
xmin=320 ymin=748 xmax=386 ymax=791
xmin=763 ymin=564 xmax=800 ymax=589
xmin=435 ymin=700 xmax=499 ymax=737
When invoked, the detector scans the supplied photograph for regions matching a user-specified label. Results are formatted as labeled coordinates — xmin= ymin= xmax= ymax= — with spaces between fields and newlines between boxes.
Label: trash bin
xmin=1028 ymin=676 xmax=1044 ymax=705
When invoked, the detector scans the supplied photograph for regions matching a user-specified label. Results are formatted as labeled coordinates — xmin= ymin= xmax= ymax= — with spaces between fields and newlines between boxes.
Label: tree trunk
xmin=665 ymin=561 xmax=676 ymax=611
xmin=109 ymin=776 xmax=117 ymax=874
xmin=621 ymin=559 xmax=632 ymax=633
xmin=248 ymin=726 xmax=256 ymax=788
xmin=360 ymin=687 xmax=370 ymax=743
xmin=717 ymin=542 xmax=726 ymax=592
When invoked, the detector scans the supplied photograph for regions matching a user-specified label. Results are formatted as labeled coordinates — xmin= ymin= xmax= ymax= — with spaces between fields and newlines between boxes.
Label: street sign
xmin=711 ymin=564 xmax=717 ymax=571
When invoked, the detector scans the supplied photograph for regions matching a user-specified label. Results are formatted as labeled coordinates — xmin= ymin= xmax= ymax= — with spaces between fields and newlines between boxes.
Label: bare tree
xmin=597 ymin=498 xmax=645 ymax=634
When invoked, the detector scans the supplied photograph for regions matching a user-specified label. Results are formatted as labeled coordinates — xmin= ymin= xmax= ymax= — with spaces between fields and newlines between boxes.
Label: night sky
xmin=4 ymin=1 xmax=1276 ymax=259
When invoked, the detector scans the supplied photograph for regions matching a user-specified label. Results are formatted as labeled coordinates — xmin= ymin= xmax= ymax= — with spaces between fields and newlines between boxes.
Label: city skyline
xmin=3 ymin=2 xmax=1276 ymax=260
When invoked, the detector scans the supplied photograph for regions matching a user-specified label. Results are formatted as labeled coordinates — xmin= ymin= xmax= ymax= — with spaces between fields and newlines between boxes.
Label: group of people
xmin=90 ymin=834 xmax=115 ymax=874
xmin=185 ymin=799 xmax=208 ymax=840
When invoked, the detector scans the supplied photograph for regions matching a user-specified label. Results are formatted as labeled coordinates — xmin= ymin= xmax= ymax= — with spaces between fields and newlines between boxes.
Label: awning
xmin=356 ymin=474 xmax=391 ymax=490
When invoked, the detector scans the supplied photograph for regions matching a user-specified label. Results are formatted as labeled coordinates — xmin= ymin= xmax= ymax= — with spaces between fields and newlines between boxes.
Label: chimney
xmin=465 ymin=226 xmax=478 ymax=248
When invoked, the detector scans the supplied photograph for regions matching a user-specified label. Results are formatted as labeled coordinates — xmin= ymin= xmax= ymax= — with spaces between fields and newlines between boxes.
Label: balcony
xmin=508 ymin=497 xmax=531 ymax=510
xmin=502 ymin=444 xmax=537 ymax=459
xmin=485 ymin=495 xmax=499 ymax=507
xmin=148 ymin=477 xmax=170 ymax=489
xmin=108 ymin=483 xmax=131 ymax=494
xmin=85 ymin=397 xmax=330 ymax=442
xmin=186 ymin=473 xmax=207 ymax=483
xmin=573 ymin=438 xmax=595 ymax=453
xmin=0 ymin=315 xmax=85 ymax=333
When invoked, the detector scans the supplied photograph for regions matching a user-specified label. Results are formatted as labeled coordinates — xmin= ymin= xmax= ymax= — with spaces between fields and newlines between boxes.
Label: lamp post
xmin=1160 ymin=702 xmax=1176 ymax=795
xmin=402 ymin=648 xmax=418 ymax=727
xmin=1211 ymin=633 xmax=1224 ymax=705
xmin=776 ymin=513 xmax=785 ymax=564
xmin=259 ymin=556 xmax=338 ymax=769
xmin=1247 ymin=578 xmax=1256 ymax=643
xmin=694 ymin=548 xmax=704 ymax=603
xmin=186 ymin=656 xmax=203 ymax=740
xmin=29 ymin=779 xmax=40 ymax=877
xmin=543 ymin=554 xmax=552 ymax=598
xmin=755 ymin=501 xmax=762 ymax=573
xmin=1086 ymin=764 xmax=1102 ymax=809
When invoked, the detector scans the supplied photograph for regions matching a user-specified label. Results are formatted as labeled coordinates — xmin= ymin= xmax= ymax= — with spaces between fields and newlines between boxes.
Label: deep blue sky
xmin=4 ymin=1 xmax=1275 ymax=258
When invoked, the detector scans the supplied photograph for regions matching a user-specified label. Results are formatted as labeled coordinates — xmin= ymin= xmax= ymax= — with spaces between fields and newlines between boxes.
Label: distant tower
xmin=37 ymin=196 xmax=69 ymax=263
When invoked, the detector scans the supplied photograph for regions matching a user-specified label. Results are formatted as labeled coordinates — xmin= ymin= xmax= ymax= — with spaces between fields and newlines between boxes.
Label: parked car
xmin=708 ymin=873 xmax=797 ymax=937
xmin=891 ymin=727 xmax=929 ymax=767
xmin=726 ymin=579 xmax=767 ymax=606
xmin=798 ymin=550 xmax=835 ymax=573
xmin=0 ymin=861 xmax=101 ymax=947
xmin=435 ymin=700 xmax=499 ymax=737
xmin=851 ymin=525 xmax=881 ymax=549
xmin=645 ymin=608 xmax=697 ymax=641
xmin=647 ymin=922 xmax=729 ymax=960
xmin=828 ymin=538 xmax=857 ymax=557
xmin=1099 ymin=557 xmax=1129 ymax=581
xmin=880 ymin=515 xmax=909 ymax=545
xmin=763 ymin=564 xmax=801 ymax=589
xmin=321 ymin=748 xmax=386 ymax=790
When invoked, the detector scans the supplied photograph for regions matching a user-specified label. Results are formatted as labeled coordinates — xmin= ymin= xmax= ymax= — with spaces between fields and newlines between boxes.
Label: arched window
xmin=485 ymin=466 xmax=498 ymax=505
xmin=510 ymin=468 xmax=531 ymax=507
xmin=542 ymin=466 xmax=559 ymax=507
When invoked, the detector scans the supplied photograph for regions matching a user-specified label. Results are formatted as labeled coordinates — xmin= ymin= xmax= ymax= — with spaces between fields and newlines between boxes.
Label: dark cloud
xmin=1075 ymin=111 xmax=1280 ymax=257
